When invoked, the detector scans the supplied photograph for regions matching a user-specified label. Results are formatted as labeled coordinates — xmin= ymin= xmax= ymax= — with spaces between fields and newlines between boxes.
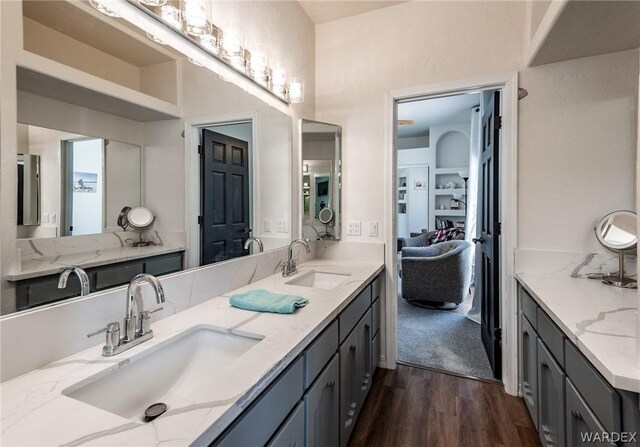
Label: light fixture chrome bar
xmin=125 ymin=0 xmax=291 ymax=105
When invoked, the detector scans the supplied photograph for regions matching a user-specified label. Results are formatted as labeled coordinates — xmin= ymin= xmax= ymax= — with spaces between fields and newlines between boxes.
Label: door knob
xmin=472 ymin=237 xmax=485 ymax=244
xmin=242 ymin=227 xmax=252 ymax=234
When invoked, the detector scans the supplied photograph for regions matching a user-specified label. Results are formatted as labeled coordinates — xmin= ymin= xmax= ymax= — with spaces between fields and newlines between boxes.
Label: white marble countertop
xmin=0 ymin=259 xmax=384 ymax=446
xmin=7 ymin=245 xmax=186 ymax=281
xmin=516 ymin=271 xmax=639 ymax=393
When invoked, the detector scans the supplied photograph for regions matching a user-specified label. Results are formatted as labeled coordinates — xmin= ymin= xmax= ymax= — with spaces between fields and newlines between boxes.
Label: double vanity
xmin=1 ymin=257 xmax=384 ymax=446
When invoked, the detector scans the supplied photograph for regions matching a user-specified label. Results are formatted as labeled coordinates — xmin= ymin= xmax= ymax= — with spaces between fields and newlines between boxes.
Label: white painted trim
xmin=184 ymin=112 xmax=258 ymax=269
xmin=384 ymin=72 xmax=520 ymax=395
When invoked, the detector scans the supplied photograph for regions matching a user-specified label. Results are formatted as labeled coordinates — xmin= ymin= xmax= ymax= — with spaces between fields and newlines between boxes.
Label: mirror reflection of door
xmin=200 ymin=124 xmax=251 ymax=265
xmin=61 ymin=138 xmax=104 ymax=236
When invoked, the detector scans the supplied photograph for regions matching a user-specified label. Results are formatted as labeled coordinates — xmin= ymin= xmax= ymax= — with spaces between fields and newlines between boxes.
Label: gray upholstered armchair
xmin=401 ymin=240 xmax=472 ymax=309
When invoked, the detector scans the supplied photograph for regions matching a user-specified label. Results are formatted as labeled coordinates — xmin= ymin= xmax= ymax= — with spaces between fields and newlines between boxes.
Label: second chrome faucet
xmin=282 ymin=239 xmax=311 ymax=277
xmin=88 ymin=273 xmax=165 ymax=356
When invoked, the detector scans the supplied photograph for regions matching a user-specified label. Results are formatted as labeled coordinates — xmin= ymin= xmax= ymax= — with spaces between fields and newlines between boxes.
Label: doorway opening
xmin=61 ymin=138 xmax=104 ymax=236
xmin=198 ymin=121 xmax=253 ymax=266
xmin=395 ymin=88 xmax=503 ymax=382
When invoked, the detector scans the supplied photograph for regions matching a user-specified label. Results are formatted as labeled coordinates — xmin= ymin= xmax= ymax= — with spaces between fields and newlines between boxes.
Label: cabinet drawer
xmin=521 ymin=315 xmax=538 ymax=429
xmin=339 ymin=285 xmax=371 ymax=343
xmin=267 ymin=401 xmax=304 ymax=447
xmin=94 ymin=261 xmax=143 ymax=290
xmin=213 ymin=357 xmax=304 ymax=447
xmin=371 ymin=276 xmax=381 ymax=301
xmin=537 ymin=340 xmax=566 ymax=447
xmin=145 ymin=253 xmax=183 ymax=276
xmin=537 ymin=308 xmax=565 ymax=367
xmin=565 ymin=341 xmax=621 ymax=434
xmin=371 ymin=297 xmax=380 ymax=338
xmin=520 ymin=286 xmax=538 ymax=329
xmin=304 ymin=320 xmax=338 ymax=389
xmin=304 ymin=354 xmax=339 ymax=447
xmin=566 ymin=379 xmax=613 ymax=447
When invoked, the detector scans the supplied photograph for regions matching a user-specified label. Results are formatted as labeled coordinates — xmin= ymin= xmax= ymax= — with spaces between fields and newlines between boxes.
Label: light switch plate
xmin=347 ymin=221 xmax=361 ymax=236
xmin=368 ymin=221 xmax=378 ymax=237
xmin=264 ymin=219 xmax=272 ymax=233
xmin=51 ymin=213 xmax=57 ymax=224
xmin=276 ymin=219 xmax=288 ymax=233
xmin=43 ymin=213 xmax=49 ymax=224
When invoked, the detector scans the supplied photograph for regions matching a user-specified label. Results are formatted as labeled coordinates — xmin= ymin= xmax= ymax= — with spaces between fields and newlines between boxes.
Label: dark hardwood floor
xmin=348 ymin=364 xmax=541 ymax=447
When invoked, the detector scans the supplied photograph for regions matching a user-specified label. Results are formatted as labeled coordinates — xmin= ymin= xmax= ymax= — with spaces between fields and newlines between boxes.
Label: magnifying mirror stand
xmin=128 ymin=230 xmax=155 ymax=248
xmin=602 ymin=252 xmax=637 ymax=289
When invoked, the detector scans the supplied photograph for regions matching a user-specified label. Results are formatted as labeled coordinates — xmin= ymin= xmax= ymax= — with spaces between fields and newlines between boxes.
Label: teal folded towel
xmin=229 ymin=289 xmax=309 ymax=314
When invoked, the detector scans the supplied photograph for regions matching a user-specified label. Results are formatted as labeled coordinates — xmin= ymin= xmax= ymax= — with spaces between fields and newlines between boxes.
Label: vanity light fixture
xmin=220 ymin=22 xmax=246 ymax=69
xmin=288 ymin=78 xmax=304 ymax=104
xmin=247 ymin=43 xmax=269 ymax=86
xmin=138 ymin=0 xmax=167 ymax=6
xmin=181 ymin=0 xmax=211 ymax=36
xmin=127 ymin=0 xmax=304 ymax=104
xmin=90 ymin=0 xmax=121 ymax=17
xmin=271 ymin=65 xmax=287 ymax=99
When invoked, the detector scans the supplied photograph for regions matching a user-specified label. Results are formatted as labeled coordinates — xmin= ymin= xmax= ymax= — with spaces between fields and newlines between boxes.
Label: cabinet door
xmin=357 ymin=309 xmax=373 ymax=405
xmin=566 ymin=379 xmax=614 ymax=447
xmin=339 ymin=328 xmax=359 ymax=447
xmin=305 ymin=354 xmax=339 ymax=447
xmin=521 ymin=315 xmax=539 ymax=429
xmin=267 ymin=402 xmax=305 ymax=447
xmin=538 ymin=340 xmax=566 ymax=447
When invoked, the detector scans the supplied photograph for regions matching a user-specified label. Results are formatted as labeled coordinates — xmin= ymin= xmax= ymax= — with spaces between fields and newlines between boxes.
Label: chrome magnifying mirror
xmin=118 ymin=206 xmax=156 ymax=247
xmin=594 ymin=210 xmax=637 ymax=288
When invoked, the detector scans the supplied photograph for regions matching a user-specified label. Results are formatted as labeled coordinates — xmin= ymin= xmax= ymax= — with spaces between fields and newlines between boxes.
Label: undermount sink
xmin=63 ymin=325 xmax=262 ymax=422
xmin=285 ymin=270 xmax=350 ymax=289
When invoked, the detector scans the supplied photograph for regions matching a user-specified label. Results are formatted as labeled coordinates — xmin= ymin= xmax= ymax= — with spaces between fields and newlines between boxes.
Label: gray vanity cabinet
xmin=304 ymin=354 xmax=339 ymax=447
xmin=339 ymin=324 xmax=360 ymax=447
xmin=521 ymin=314 xmax=539 ymax=429
xmin=267 ymin=402 xmax=305 ymax=447
xmin=537 ymin=339 xmax=566 ymax=447
xmin=565 ymin=379 xmax=613 ymax=447
xmin=207 ymin=273 xmax=382 ymax=447
xmin=518 ymin=283 xmax=640 ymax=447
xmin=15 ymin=251 xmax=184 ymax=310
xmin=357 ymin=309 xmax=373 ymax=401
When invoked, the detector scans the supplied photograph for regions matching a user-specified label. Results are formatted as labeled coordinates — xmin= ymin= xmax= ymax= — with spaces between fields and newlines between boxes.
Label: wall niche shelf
xmin=21 ymin=0 xmax=181 ymax=111
xmin=434 ymin=188 xmax=465 ymax=196
xmin=17 ymin=54 xmax=180 ymax=122
xmin=434 ymin=210 xmax=465 ymax=217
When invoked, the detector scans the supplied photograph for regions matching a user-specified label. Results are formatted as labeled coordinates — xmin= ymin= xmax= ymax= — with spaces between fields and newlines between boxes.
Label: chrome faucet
xmin=244 ymin=237 xmax=264 ymax=253
xmin=283 ymin=239 xmax=311 ymax=277
xmin=58 ymin=266 xmax=90 ymax=296
xmin=88 ymin=274 xmax=165 ymax=356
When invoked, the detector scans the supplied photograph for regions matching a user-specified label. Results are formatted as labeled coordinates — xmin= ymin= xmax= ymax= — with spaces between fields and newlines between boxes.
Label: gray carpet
xmin=397 ymin=293 xmax=495 ymax=380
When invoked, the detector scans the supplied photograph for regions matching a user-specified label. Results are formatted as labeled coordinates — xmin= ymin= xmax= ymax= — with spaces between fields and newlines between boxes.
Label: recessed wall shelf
xmin=434 ymin=188 xmax=465 ymax=196
xmin=434 ymin=210 xmax=465 ymax=217
xmin=17 ymin=53 xmax=180 ymax=122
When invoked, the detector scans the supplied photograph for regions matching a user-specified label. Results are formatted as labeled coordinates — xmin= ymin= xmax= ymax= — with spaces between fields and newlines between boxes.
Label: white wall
xmin=315 ymin=1 xmax=526 ymax=243
xmin=519 ymin=49 xmax=639 ymax=252
xmin=316 ymin=2 xmax=638 ymax=254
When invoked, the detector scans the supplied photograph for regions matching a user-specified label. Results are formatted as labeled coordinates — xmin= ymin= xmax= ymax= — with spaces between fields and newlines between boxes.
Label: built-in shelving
xmin=16 ymin=54 xmax=180 ymax=122
xmin=20 ymin=0 xmax=182 ymax=116
xmin=434 ymin=209 xmax=465 ymax=216
xmin=434 ymin=188 xmax=465 ymax=196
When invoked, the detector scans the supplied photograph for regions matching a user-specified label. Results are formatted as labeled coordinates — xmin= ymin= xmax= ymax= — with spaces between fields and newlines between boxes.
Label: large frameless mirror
xmin=301 ymin=120 xmax=342 ymax=241
xmin=2 ymin=0 xmax=293 ymax=316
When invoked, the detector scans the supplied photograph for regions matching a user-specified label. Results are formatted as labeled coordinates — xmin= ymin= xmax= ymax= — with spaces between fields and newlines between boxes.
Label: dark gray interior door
xmin=201 ymin=129 xmax=250 ymax=265
xmin=475 ymin=90 xmax=502 ymax=380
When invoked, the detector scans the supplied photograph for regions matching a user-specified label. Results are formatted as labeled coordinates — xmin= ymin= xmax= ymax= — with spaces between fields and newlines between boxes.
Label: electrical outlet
xmin=276 ymin=219 xmax=289 ymax=233
xmin=51 ymin=213 xmax=57 ymax=224
xmin=264 ymin=219 xmax=273 ymax=233
xmin=368 ymin=221 xmax=378 ymax=237
xmin=347 ymin=220 xmax=361 ymax=236
xmin=43 ymin=213 xmax=50 ymax=224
